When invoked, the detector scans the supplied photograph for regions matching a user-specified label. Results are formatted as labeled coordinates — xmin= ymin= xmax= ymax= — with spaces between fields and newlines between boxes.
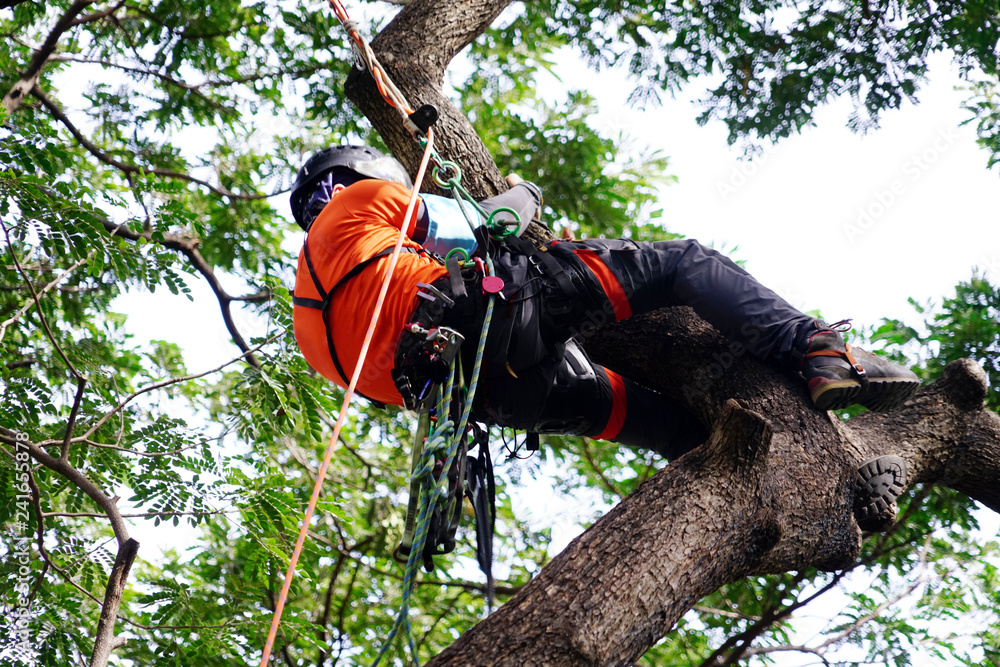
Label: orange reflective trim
xmin=573 ymin=248 xmax=632 ymax=321
xmin=594 ymin=369 xmax=627 ymax=441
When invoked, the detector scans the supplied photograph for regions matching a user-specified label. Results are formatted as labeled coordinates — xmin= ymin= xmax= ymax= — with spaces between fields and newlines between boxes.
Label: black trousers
xmin=445 ymin=238 xmax=814 ymax=460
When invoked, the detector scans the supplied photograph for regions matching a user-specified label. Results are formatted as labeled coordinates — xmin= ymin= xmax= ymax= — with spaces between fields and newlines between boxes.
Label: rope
xmin=258 ymin=130 xmax=438 ymax=667
xmin=372 ymin=259 xmax=497 ymax=667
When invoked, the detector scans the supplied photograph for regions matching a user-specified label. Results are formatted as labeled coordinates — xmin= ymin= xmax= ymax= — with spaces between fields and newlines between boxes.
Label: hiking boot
xmin=854 ymin=455 xmax=907 ymax=531
xmin=795 ymin=321 xmax=920 ymax=412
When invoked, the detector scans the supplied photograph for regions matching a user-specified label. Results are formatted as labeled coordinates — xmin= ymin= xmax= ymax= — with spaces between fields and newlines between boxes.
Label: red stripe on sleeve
xmin=573 ymin=248 xmax=632 ymax=321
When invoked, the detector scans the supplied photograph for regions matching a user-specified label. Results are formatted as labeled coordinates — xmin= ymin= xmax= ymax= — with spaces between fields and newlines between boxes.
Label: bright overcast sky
xmin=550 ymin=51 xmax=1000 ymax=333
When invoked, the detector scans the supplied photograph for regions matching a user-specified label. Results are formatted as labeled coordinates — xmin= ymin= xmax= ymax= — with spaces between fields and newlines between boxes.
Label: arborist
xmin=290 ymin=145 xmax=921 ymax=462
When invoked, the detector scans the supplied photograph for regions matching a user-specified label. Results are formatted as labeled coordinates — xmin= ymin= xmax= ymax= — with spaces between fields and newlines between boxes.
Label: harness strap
xmin=293 ymin=240 xmax=420 ymax=406
xmin=523 ymin=239 xmax=580 ymax=307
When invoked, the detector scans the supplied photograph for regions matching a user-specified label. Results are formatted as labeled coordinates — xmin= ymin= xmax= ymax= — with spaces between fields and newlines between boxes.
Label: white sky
xmin=548 ymin=51 xmax=1000 ymax=331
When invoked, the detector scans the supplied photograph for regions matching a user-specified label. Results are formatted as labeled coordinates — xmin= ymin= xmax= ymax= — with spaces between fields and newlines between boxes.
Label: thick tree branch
xmin=20 ymin=437 xmax=130 ymax=542
xmin=430 ymin=401 xmax=782 ymax=666
xmin=851 ymin=359 xmax=1000 ymax=513
xmin=89 ymin=538 xmax=139 ymax=667
xmin=370 ymin=0 xmax=514 ymax=78
xmin=344 ymin=0 xmax=517 ymax=197
xmin=16 ymin=430 xmax=140 ymax=667
xmin=2 ymin=0 xmax=96 ymax=114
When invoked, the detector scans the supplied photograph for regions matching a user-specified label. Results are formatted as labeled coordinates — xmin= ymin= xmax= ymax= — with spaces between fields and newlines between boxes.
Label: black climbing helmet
xmin=289 ymin=145 xmax=413 ymax=231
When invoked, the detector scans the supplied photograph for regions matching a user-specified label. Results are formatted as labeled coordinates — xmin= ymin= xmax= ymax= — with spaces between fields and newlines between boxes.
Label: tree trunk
xmin=342 ymin=0 xmax=1000 ymax=663
xmin=426 ymin=331 xmax=999 ymax=666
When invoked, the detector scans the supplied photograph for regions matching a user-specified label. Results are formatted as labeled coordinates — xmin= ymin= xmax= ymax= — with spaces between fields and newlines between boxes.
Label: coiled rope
xmin=372 ymin=258 xmax=496 ymax=666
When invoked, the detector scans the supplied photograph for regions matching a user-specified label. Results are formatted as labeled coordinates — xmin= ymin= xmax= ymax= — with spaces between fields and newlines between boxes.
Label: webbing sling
xmin=293 ymin=238 xmax=420 ymax=406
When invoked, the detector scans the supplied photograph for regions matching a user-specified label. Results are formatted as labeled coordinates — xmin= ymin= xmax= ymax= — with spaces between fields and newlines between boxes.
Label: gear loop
xmin=486 ymin=206 xmax=521 ymax=239
xmin=432 ymin=161 xmax=462 ymax=188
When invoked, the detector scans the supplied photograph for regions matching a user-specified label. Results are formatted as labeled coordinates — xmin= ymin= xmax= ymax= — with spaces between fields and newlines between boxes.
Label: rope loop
xmin=432 ymin=161 xmax=462 ymax=189
xmin=486 ymin=206 xmax=521 ymax=239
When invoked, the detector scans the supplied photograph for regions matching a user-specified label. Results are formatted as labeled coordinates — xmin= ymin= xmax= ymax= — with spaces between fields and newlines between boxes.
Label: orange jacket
xmin=293 ymin=179 xmax=447 ymax=405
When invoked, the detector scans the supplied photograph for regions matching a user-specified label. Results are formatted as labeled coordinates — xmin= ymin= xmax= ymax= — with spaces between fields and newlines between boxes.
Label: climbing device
xmin=260 ymin=2 xmax=516 ymax=665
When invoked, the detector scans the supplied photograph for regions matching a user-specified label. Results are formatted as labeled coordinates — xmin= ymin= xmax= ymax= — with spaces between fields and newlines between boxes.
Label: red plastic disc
xmin=482 ymin=275 xmax=505 ymax=294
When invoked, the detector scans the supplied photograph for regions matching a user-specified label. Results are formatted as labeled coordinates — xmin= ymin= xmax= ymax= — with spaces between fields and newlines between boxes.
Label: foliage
xmin=538 ymin=0 xmax=1000 ymax=156
xmin=961 ymin=76 xmax=1000 ymax=172
xmin=870 ymin=271 xmax=1000 ymax=411
xmin=1 ymin=0 xmax=998 ymax=666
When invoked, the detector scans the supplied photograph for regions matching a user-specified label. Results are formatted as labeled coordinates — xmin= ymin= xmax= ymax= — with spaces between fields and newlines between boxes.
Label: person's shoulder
xmin=347 ymin=179 xmax=409 ymax=196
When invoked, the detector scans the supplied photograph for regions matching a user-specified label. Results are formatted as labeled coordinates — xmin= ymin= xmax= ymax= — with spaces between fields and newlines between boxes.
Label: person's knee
xmin=531 ymin=341 xmax=610 ymax=436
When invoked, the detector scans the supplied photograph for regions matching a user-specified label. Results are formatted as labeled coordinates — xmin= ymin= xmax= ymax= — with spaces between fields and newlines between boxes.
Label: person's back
xmin=293 ymin=179 xmax=447 ymax=405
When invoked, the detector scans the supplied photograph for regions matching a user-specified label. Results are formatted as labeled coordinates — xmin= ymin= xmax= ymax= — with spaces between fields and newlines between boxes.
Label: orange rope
xmin=259 ymin=130 xmax=437 ymax=666
xmin=329 ymin=0 xmax=415 ymax=117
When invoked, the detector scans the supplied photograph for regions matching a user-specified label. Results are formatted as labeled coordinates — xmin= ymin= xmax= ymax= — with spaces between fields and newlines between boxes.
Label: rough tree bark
xmin=344 ymin=1 xmax=1000 ymax=665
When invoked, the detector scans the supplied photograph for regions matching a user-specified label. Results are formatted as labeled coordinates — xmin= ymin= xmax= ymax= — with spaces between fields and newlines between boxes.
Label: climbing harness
xmin=294 ymin=243 xmax=421 ymax=407
xmin=261 ymin=1 xmax=522 ymax=665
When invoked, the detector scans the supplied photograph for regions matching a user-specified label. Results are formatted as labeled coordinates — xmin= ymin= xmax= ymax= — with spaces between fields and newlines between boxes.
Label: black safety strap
xmin=518 ymin=238 xmax=580 ymax=307
xmin=465 ymin=427 xmax=496 ymax=610
xmin=293 ymin=238 xmax=419 ymax=407
xmin=445 ymin=252 xmax=468 ymax=300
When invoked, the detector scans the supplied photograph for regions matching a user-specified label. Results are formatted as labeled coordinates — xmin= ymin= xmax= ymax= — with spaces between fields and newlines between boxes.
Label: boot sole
xmin=858 ymin=378 xmax=921 ymax=412
xmin=854 ymin=455 xmax=907 ymax=529
xmin=811 ymin=378 xmax=920 ymax=412
xmin=811 ymin=379 xmax=864 ymax=410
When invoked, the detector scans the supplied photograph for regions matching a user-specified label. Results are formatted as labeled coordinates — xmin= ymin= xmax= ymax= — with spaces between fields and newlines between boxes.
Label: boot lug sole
xmin=858 ymin=379 xmax=921 ymax=412
xmin=854 ymin=455 xmax=907 ymax=531
xmin=811 ymin=380 xmax=863 ymax=410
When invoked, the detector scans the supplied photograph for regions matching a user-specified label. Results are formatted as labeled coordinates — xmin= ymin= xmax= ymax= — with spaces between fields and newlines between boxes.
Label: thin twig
xmin=99 ymin=216 xmax=265 ymax=367
xmin=43 ymin=508 xmax=235 ymax=519
xmin=71 ymin=332 xmax=279 ymax=445
xmin=80 ymin=439 xmax=202 ymax=457
xmin=32 ymin=84 xmax=275 ymax=201
xmin=579 ymin=438 xmax=623 ymax=499
xmin=48 ymin=54 xmax=325 ymax=92
xmin=69 ymin=0 xmax=127 ymax=27
xmin=1 ymin=221 xmax=86 ymax=380
xmin=0 ymin=253 xmax=91 ymax=342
